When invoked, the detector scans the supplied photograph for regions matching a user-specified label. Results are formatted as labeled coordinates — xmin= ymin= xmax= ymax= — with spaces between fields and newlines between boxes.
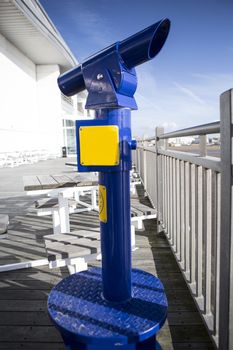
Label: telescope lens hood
xmin=149 ymin=19 xmax=170 ymax=59
xmin=119 ymin=18 xmax=170 ymax=68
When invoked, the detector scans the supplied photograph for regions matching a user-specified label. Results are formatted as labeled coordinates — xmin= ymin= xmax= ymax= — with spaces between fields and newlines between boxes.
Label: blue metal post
xmin=96 ymin=108 xmax=132 ymax=302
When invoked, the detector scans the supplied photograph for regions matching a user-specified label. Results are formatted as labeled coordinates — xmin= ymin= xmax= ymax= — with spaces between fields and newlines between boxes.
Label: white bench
xmin=43 ymin=199 xmax=156 ymax=273
xmin=44 ymin=230 xmax=101 ymax=274
xmin=131 ymin=199 xmax=156 ymax=229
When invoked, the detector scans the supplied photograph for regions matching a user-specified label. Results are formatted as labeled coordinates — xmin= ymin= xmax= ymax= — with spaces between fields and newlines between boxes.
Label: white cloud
xmin=173 ymin=82 xmax=205 ymax=104
xmin=70 ymin=6 xmax=113 ymax=48
xmin=160 ymin=121 xmax=178 ymax=130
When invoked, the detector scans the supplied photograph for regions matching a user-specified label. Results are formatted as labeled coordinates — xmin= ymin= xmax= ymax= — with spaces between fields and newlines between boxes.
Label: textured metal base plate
xmin=48 ymin=267 xmax=168 ymax=348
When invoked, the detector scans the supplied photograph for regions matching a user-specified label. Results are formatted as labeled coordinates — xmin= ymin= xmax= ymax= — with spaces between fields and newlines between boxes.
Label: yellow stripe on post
xmin=99 ymin=185 xmax=107 ymax=223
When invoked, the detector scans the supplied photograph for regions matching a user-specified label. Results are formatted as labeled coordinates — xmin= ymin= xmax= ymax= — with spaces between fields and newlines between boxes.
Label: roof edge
xmin=13 ymin=0 xmax=78 ymax=68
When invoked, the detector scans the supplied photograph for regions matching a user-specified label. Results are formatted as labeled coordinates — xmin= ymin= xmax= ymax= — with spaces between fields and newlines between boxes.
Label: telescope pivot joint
xmin=82 ymin=44 xmax=138 ymax=110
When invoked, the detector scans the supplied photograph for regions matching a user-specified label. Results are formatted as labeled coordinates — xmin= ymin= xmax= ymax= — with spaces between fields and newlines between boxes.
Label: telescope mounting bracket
xmin=82 ymin=44 xmax=138 ymax=110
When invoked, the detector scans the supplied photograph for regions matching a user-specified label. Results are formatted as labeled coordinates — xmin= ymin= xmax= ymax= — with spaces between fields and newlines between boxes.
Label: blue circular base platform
xmin=48 ymin=267 xmax=168 ymax=350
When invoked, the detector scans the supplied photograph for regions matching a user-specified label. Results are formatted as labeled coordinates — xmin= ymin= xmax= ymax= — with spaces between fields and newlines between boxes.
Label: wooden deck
xmin=0 ymin=187 xmax=215 ymax=349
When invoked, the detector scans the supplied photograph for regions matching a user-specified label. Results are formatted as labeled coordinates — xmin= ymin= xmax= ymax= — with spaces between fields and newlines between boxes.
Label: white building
xmin=168 ymin=136 xmax=196 ymax=146
xmin=0 ymin=0 xmax=89 ymax=160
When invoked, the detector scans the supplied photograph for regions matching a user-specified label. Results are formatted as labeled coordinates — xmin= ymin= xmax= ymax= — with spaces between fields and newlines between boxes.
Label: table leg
xmin=58 ymin=193 xmax=70 ymax=233
xmin=74 ymin=191 xmax=79 ymax=202
xmin=131 ymin=224 xmax=136 ymax=250
xmin=91 ymin=188 xmax=98 ymax=210
xmin=52 ymin=210 xmax=61 ymax=234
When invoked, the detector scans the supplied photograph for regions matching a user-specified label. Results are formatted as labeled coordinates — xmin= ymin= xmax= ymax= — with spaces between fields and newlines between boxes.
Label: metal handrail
xmin=137 ymin=121 xmax=220 ymax=142
xmin=159 ymin=121 xmax=220 ymax=139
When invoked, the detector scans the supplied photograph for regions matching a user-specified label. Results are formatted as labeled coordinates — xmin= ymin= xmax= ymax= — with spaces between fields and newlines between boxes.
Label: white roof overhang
xmin=0 ymin=0 xmax=78 ymax=70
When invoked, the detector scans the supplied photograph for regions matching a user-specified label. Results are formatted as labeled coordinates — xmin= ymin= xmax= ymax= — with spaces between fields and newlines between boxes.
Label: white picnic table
xmin=0 ymin=171 xmax=151 ymax=274
xmin=23 ymin=172 xmax=98 ymax=234
xmin=0 ymin=173 xmax=99 ymax=273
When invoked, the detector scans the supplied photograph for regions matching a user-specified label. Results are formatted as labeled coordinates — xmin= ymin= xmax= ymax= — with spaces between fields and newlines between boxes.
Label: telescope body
xmin=48 ymin=18 xmax=171 ymax=350
xmin=58 ymin=18 xmax=170 ymax=99
xmin=57 ymin=16 xmax=170 ymax=303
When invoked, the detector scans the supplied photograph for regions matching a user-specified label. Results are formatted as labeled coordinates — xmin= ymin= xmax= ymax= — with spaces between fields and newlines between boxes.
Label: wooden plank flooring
xmin=0 ymin=188 xmax=215 ymax=349
xmin=0 ymin=266 xmax=67 ymax=349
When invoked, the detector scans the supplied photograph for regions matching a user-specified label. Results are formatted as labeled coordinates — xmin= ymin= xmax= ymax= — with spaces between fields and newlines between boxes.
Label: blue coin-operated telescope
xmin=48 ymin=19 xmax=170 ymax=350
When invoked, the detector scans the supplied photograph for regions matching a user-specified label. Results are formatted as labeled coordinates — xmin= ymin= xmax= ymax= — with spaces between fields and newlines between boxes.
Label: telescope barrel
xmin=119 ymin=18 xmax=170 ymax=68
xmin=58 ymin=18 xmax=170 ymax=97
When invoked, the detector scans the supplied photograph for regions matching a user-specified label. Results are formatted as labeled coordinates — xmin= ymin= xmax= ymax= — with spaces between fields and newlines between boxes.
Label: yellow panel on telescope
xmin=79 ymin=125 xmax=119 ymax=166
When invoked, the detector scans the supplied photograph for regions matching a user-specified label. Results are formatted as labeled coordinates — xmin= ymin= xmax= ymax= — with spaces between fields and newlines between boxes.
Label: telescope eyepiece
xmin=58 ymin=65 xmax=85 ymax=96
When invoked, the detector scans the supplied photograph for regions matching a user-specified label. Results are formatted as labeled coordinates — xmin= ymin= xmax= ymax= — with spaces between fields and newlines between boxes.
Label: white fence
xmin=133 ymin=88 xmax=233 ymax=350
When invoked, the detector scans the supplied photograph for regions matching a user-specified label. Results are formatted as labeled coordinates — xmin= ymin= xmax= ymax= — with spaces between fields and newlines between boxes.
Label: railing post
xmin=136 ymin=142 xmax=140 ymax=174
xmin=155 ymin=127 xmax=164 ymax=233
xmin=199 ymin=135 xmax=207 ymax=157
xmin=143 ymin=139 xmax=148 ymax=191
xmin=219 ymin=88 xmax=233 ymax=350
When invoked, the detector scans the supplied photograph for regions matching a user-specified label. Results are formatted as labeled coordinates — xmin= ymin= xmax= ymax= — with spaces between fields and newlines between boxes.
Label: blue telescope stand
xmin=48 ymin=19 xmax=170 ymax=350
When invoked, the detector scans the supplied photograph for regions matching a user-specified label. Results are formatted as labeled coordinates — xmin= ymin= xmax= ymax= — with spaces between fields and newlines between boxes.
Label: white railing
xmin=133 ymin=88 xmax=233 ymax=350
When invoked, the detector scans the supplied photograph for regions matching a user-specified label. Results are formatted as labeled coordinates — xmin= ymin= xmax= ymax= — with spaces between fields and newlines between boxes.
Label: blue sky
xmin=41 ymin=0 xmax=233 ymax=137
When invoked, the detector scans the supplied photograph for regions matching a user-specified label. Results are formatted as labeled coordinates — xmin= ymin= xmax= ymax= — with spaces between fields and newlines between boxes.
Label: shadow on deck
xmin=0 ymin=185 xmax=215 ymax=349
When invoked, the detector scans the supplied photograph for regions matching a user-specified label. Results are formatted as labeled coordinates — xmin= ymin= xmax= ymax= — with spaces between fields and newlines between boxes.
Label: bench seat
xmin=131 ymin=200 xmax=156 ymax=217
xmin=42 ymin=197 xmax=156 ymax=272
xmin=45 ymin=230 xmax=100 ymax=242
xmin=35 ymin=198 xmax=77 ymax=210
xmin=45 ymin=241 xmax=91 ymax=261
xmin=44 ymin=230 xmax=101 ymax=262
